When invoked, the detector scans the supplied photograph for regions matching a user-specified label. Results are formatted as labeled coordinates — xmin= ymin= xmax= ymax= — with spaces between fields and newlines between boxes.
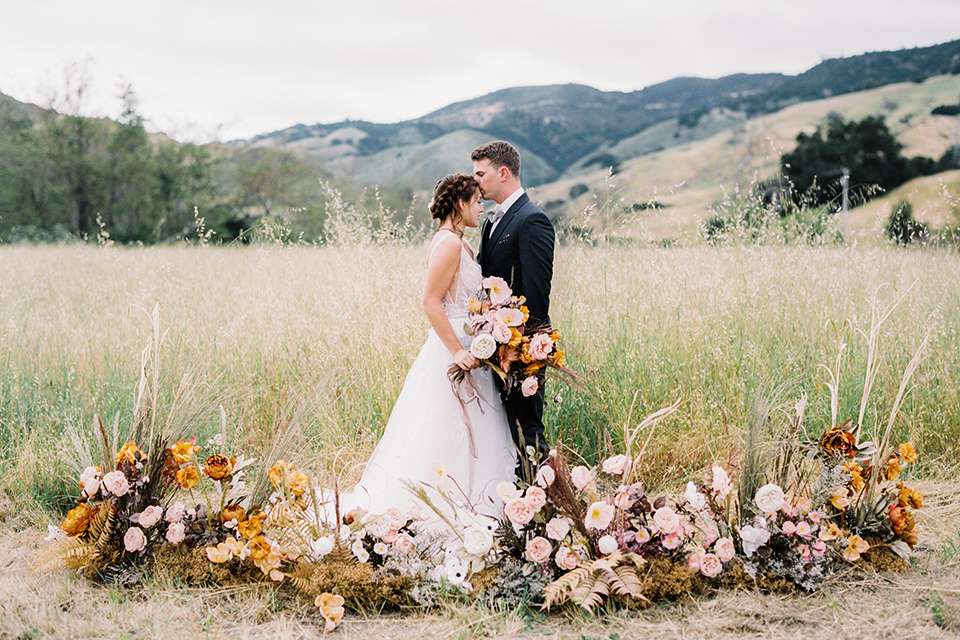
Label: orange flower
xmin=249 ymin=535 xmax=271 ymax=560
xmin=176 ymin=465 xmax=200 ymax=489
xmin=899 ymin=442 xmax=917 ymax=464
xmin=221 ymin=504 xmax=246 ymax=523
xmin=288 ymin=469 xmax=310 ymax=495
xmin=842 ymin=535 xmax=870 ymax=562
xmin=203 ymin=454 xmax=236 ymax=480
xmin=844 ymin=461 xmax=865 ymax=492
xmin=115 ymin=440 xmax=143 ymax=467
xmin=552 ymin=350 xmax=566 ymax=368
xmin=62 ymin=503 xmax=96 ymax=536
xmin=507 ymin=327 xmax=523 ymax=349
xmin=888 ymin=503 xmax=916 ymax=536
xmin=237 ymin=515 xmax=262 ymax=539
xmin=884 ymin=456 xmax=902 ymax=482
xmin=820 ymin=423 xmax=858 ymax=459
xmin=316 ymin=592 xmax=346 ymax=633
xmin=267 ymin=461 xmax=288 ymax=488
xmin=171 ymin=440 xmax=200 ymax=464
xmin=898 ymin=483 xmax=923 ymax=509
xmin=829 ymin=487 xmax=850 ymax=510
xmin=268 ymin=460 xmax=310 ymax=495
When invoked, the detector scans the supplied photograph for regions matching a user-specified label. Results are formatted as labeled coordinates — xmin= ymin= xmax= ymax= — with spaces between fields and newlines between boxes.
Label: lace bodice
xmin=430 ymin=231 xmax=480 ymax=324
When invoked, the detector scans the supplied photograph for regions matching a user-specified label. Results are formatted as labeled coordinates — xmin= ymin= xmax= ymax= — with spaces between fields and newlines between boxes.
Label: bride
xmin=344 ymin=173 xmax=517 ymax=521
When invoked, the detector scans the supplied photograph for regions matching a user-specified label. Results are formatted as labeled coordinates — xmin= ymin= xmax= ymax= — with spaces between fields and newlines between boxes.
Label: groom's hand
xmin=453 ymin=348 xmax=480 ymax=371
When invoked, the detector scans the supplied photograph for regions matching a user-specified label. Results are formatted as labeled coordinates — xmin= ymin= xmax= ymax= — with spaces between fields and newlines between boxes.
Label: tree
xmin=781 ymin=114 xmax=914 ymax=208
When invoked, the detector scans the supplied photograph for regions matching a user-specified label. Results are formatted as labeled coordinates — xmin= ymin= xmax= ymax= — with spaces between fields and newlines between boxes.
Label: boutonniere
xmin=497 ymin=233 xmax=511 ymax=245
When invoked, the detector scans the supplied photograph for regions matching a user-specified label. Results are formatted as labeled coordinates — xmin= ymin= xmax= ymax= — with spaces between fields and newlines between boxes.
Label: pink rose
xmin=714 ymin=537 xmax=736 ymax=562
xmin=601 ymin=454 xmax=629 ymax=476
xmin=525 ymin=486 xmax=547 ymax=511
xmin=380 ymin=530 xmax=398 ymax=544
xmin=545 ymin=517 xmax=571 ymax=541
xmin=165 ymin=502 xmax=187 ymax=524
xmin=555 ymin=545 xmax=580 ymax=570
xmin=79 ymin=466 xmax=100 ymax=497
xmin=527 ymin=333 xmax=555 ymax=361
xmin=536 ymin=465 xmax=555 ymax=487
xmin=521 ymin=376 xmax=539 ymax=397
xmin=570 ymin=466 xmax=595 ymax=492
xmin=123 ymin=526 xmax=147 ymax=553
xmin=492 ymin=321 xmax=512 ymax=344
xmin=392 ymin=533 xmax=414 ymax=553
xmin=597 ymin=535 xmax=618 ymax=555
xmin=137 ymin=505 xmax=163 ymax=528
xmin=813 ymin=540 xmax=827 ymax=557
xmin=524 ymin=536 xmax=553 ymax=563
xmin=504 ymin=498 xmax=535 ymax=526
xmin=102 ymin=470 xmax=130 ymax=497
xmin=652 ymin=507 xmax=681 ymax=534
xmin=385 ymin=507 xmax=407 ymax=530
xmin=704 ymin=521 xmax=720 ymax=547
xmin=699 ymin=553 xmax=723 ymax=578
xmin=165 ymin=522 xmax=185 ymax=544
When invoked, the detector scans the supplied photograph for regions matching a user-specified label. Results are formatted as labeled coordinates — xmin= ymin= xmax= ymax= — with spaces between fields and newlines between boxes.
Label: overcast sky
xmin=2 ymin=1 xmax=958 ymax=142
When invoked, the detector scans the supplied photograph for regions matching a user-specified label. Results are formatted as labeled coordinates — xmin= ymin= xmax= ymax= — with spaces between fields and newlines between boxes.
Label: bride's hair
xmin=430 ymin=173 xmax=479 ymax=224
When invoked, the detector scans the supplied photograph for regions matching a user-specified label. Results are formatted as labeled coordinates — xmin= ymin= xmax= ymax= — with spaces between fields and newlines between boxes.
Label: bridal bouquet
xmin=451 ymin=276 xmax=573 ymax=397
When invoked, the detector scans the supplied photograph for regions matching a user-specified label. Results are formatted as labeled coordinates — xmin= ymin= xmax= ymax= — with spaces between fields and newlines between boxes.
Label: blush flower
xmin=123 ymin=526 xmax=147 ymax=553
xmin=525 ymin=486 xmax=547 ymax=511
xmin=165 ymin=502 xmax=187 ymax=523
xmin=601 ymin=454 xmax=629 ymax=476
xmin=714 ymin=537 xmax=736 ymax=562
xmin=496 ymin=481 xmax=523 ymax=502
xmin=495 ymin=307 xmax=524 ymax=327
xmin=392 ymin=533 xmax=414 ymax=553
xmin=482 ymin=276 xmax=512 ymax=305
xmin=492 ymin=321 xmax=512 ymax=344
xmin=699 ymin=553 xmax=723 ymax=578
xmin=536 ymin=465 xmax=555 ymax=488
xmin=102 ymin=470 xmax=130 ymax=496
xmin=165 ymin=522 xmax=186 ymax=544
xmin=661 ymin=533 xmax=682 ymax=550
xmin=504 ymin=498 xmax=535 ymax=526
xmin=597 ymin=535 xmax=618 ymax=555
xmin=527 ymin=332 xmax=555 ymax=360
xmin=584 ymin=500 xmax=615 ymax=530
xmin=79 ymin=466 xmax=100 ymax=498
xmin=521 ymin=376 xmax=539 ymax=397
xmin=470 ymin=333 xmax=497 ymax=360
xmin=524 ymin=536 xmax=553 ymax=563
xmin=571 ymin=466 xmax=595 ymax=492
xmin=652 ymin=507 xmax=681 ymax=534
xmin=137 ymin=505 xmax=163 ymax=528
xmin=712 ymin=466 xmax=733 ymax=498
xmin=546 ymin=517 xmax=571 ymax=541
xmin=555 ymin=545 xmax=580 ymax=570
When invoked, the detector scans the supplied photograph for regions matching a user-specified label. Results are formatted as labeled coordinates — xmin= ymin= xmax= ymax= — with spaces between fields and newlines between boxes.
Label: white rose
xmin=597 ymin=535 xmax=618 ymax=555
xmin=365 ymin=515 xmax=391 ymax=539
xmin=469 ymin=333 xmax=497 ymax=360
xmin=601 ymin=454 xmax=629 ymax=475
xmin=536 ymin=465 xmax=555 ymax=487
xmin=463 ymin=526 xmax=494 ymax=556
xmin=312 ymin=536 xmax=334 ymax=557
xmin=545 ymin=517 xmax=571 ymax=541
xmin=754 ymin=483 xmax=786 ymax=514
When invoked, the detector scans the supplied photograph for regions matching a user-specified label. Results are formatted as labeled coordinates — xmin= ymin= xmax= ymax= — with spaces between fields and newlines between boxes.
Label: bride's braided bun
xmin=430 ymin=173 xmax=479 ymax=222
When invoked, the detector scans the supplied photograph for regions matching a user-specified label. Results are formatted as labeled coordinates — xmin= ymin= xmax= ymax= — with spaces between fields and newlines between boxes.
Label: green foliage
xmin=885 ymin=200 xmax=929 ymax=245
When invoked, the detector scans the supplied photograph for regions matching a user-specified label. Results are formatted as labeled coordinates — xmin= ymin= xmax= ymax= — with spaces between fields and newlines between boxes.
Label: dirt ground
xmin=2 ymin=480 xmax=959 ymax=640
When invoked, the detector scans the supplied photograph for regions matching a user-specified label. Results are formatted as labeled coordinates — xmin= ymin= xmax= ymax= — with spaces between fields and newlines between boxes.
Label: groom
xmin=472 ymin=140 xmax=555 ymax=482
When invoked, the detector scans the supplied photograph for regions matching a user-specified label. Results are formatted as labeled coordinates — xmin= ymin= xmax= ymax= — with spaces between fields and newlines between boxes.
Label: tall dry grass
xmin=1 ymin=242 xmax=958 ymax=513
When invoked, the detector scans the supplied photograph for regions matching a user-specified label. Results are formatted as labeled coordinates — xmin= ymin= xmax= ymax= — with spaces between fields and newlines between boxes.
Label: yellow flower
xmin=268 ymin=460 xmax=310 ymax=495
xmin=249 ymin=535 xmax=272 ymax=560
xmin=884 ymin=456 xmax=902 ymax=482
xmin=220 ymin=504 xmax=246 ymax=523
xmin=62 ymin=503 xmax=96 ymax=537
xmin=820 ymin=423 xmax=858 ymax=459
xmin=237 ymin=515 xmax=262 ymax=539
xmin=552 ymin=350 xmax=566 ymax=368
xmin=176 ymin=465 xmax=200 ymax=489
xmin=829 ymin=487 xmax=850 ymax=510
xmin=316 ymin=593 xmax=346 ymax=633
xmin=115 ymin=440 xmax=143 ymax=467
xmin=844 ymin=461 xmax=865 ymax=492
xmin=467 ymin=297 xmax=481 ymax=314
xmin=170 ymin=440 xmax=200 ymax=464
xmin=268 ymin=461 xmax=288 ymax=488
xmin=203 ymin=454 xmax=236 ymax=480
xmin=899 ymin=442 xmax=918 ymax=463
xmin=507 ymin=328 xmax=523 ymax=349
xmin=288 ymin=469 xmax=310 ymax=496
xmin=898 ymin=483 xmax=923 ymax=509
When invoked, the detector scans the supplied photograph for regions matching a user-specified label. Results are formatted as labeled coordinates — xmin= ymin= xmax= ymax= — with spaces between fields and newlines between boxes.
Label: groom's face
xmin=472 ymin=158 xmax=503 ymax=204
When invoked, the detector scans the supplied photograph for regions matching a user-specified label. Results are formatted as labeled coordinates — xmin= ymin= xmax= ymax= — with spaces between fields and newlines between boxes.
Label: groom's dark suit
xmin=478 ymin=192 xmax=555 ymax=471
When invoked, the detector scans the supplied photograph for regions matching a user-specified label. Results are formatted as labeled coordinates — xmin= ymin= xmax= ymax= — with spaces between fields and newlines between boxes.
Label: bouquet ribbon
xmin=447 ymin=365 xmax=492 ymax=459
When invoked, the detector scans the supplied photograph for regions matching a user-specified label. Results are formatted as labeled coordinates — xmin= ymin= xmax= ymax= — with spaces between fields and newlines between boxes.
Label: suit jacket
xmin=478 ymin=192 xmax=555 ymax=327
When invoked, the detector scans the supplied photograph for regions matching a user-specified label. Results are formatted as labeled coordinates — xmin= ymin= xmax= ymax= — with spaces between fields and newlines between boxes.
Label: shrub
xmin=885 ymin=200 xmax=928 ymax=245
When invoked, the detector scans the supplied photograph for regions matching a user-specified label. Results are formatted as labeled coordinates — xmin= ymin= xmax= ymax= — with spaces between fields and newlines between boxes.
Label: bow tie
xmin=487 ymin=205 xmax=505 ymax=226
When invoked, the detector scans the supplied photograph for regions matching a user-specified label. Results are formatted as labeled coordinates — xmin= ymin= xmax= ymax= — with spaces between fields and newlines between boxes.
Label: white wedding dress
xmin=343 ymin=231 xmax=516 ymax=522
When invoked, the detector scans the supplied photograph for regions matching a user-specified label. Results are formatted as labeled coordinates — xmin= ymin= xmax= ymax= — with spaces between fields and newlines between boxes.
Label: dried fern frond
xmin=542 ymin=551 xmax=647 ymax=613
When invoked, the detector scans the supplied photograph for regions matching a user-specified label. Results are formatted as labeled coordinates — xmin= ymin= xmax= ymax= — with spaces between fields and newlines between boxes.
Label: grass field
xmin=1 ymin=239 xmax=959 ymax=638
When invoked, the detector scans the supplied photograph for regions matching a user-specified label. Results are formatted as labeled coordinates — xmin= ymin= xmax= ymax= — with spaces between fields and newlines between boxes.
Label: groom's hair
xmin=471 ymin=141 xmax=521 ymax=177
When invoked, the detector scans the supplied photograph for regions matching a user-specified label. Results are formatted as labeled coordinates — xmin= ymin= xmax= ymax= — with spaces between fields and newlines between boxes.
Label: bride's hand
xmin=453 ymin=348 xmax=479 ymax=371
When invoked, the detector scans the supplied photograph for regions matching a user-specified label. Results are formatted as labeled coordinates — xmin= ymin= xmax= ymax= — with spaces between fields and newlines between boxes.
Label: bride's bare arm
xmin=422 ymin=235 xmax=479 ymax=371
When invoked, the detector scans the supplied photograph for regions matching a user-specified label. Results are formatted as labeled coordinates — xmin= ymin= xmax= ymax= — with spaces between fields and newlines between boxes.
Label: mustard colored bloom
xmin=238 ymin=515 xmax=262 ymax=539
xmin=62 ymin=503 xmax=96 ymax=537
xmin=829 ymin=487 xmax=850 ymax=510
xmin=203 ymin=454 xmax=236 ymax=480
xmin=170 ymin=440 xmax=200 ymax=464
xmin=206 ymin=542 xmax=232 ymax=563
xmin=884 ymin=456 xmax=902 ymax=482
xmin=115 ymin=440 xmax=143 ymax=467
xmin=552 ymin=350 xmax=566 ymax=368
xmin=507 ymin=327 xmax=523 ymax=349
xmin=899 ymin=442 xmax=918 ymax=463
xmin=249 ymin=535 xmax=272 ymax=560
xmin=898 ymin=483 xmax=923 ymax=509
xmin=176 ymin=465 xmax=200 ymax=489
xmin=221 ymin=504 xmax=246 ymax=523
